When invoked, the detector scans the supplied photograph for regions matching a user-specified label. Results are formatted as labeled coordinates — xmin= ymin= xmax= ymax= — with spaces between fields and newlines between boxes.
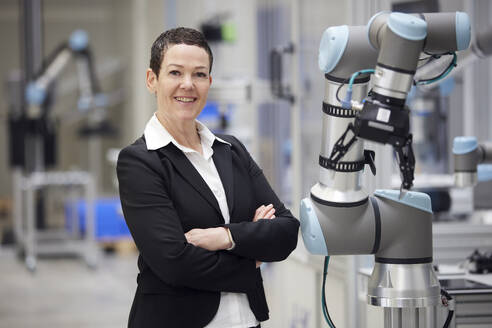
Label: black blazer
xmin=117 ymin=134 xmax=299 ymax=328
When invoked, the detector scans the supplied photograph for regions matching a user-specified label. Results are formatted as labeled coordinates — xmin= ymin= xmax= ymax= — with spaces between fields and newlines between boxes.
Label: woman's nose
xmin=180 ymin=75 xmax=193 ymax=89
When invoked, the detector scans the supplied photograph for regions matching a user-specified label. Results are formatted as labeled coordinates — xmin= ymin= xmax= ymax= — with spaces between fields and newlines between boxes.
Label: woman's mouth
xmin=175 ymin=97 xmax=196 ymax=103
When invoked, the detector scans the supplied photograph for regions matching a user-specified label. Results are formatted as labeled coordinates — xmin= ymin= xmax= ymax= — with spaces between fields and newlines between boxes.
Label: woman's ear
xmin=146 ymin=68 xmax=157 ymax=94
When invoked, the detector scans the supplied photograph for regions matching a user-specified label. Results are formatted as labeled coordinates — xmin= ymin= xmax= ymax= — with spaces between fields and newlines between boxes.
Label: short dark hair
xmin=149 ymin=27 xmax=213 ymax=78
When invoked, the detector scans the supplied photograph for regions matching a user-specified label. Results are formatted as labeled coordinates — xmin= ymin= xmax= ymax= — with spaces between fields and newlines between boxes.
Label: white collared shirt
xmin=144 ymin=114 xmax=259 ymax=328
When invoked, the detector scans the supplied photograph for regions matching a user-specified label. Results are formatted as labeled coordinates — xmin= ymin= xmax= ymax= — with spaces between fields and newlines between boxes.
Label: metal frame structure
xmin=14 ymin=171 xmax=97 ymax=271
xmin=11 ymin=0 xmax=99 ymax=271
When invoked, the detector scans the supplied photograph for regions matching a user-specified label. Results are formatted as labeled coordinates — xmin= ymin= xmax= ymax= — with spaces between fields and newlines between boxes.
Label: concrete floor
xmin=0 ymin=247 xmax=138 ymax=328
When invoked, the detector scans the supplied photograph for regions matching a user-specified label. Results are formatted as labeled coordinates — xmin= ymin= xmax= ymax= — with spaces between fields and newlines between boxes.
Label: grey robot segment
xmin=327 ymin=26 xmax=378 ymax=80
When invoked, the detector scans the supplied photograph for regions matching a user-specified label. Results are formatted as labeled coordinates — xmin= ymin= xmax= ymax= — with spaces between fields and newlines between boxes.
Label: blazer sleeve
xmin=117 ymin=143 xmax=257 ymax=293
xmin=224 ymin=136 xmax=300 ymax=262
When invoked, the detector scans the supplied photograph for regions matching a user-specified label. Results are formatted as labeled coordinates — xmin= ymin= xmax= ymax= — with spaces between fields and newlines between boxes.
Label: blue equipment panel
xmin=66 ymin=197 xmax=131 ymax=241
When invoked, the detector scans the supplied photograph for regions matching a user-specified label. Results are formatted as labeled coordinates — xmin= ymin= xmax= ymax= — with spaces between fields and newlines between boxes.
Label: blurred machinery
xmin=421 ymin=136 xmax=492 ymax=327
xmin=300 ymin=11 xmax=473 ymax=328
xmin=7 ymin=0 xmax=116 ymax=271
xmin=414 ymin=25 xmax=492 ymax=91
xmin=406 ymin=24 xmax=492 ymax=272
xmin=200 ymin=14 xmax=252 ymax=136
xmin=408 ymin=24 xmax=492 ymax=178
xmin=452 ymin=136 xmax=492 ymax=188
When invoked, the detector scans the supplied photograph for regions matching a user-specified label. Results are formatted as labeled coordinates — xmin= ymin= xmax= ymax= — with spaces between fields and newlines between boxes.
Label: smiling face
xmin=146 ymin=43 xmax=212 ymax=124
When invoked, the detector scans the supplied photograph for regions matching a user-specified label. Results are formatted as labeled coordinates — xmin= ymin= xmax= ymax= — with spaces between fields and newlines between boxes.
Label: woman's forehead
xmin=163 ymin=44 xmax=210 ymax=68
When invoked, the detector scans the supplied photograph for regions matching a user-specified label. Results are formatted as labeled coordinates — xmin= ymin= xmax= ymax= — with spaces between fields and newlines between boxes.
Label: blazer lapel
xmin=212 ymin=141 xmax=234 ymax=215
xmin=157 ymin=145 xmax=222 ymax=217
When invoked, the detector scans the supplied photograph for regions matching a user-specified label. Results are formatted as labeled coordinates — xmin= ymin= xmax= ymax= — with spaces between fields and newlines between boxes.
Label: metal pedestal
xmin=14 ymin=170 xmax=97 ymax=271
xmin=368 ymin=262 xmax=441 ymax=328
xmin=384 ymin=307 xmax=438 ymax=328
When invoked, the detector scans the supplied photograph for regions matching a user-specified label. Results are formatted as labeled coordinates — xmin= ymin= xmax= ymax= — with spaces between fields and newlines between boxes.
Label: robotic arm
xmin=453 ymin=136 xmax=492 ymax=187
xmin=301 ymin=11 xmax=470 ymax=328
xmin=25 ymin=29 xmax=107 ymax=118
xmin=328 ymin=12 xmax=470 ymax=192
xmin=414 ymin=24 xmax=492 ymax=86
xmin=15 ymin=29 xmax=113 ymax=174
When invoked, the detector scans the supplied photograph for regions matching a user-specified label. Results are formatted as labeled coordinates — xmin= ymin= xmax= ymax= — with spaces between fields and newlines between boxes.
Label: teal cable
xmin=341 ymin=69 xmax=375 ymax=109
xmin=348 ymin=69 xmax=375 ymax=90
xmin=416 ymin=52 xmax=457 ymax=85
xmin=322 ymin=256 xmax=336 ymax=328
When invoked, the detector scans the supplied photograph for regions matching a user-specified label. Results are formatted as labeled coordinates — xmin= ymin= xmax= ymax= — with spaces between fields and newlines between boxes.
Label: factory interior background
xmin=1 ymin=0 xmax=492 ymax=327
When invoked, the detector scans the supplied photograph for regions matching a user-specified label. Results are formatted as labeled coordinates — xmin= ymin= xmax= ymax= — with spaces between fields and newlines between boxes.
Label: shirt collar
xmin=144 ymin=113 xmax=230 ymax=153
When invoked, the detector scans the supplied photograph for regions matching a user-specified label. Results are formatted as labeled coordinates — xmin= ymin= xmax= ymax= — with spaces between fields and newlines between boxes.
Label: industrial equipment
xmin=452 ymin=136 xmax=492 ymax=188
xmin=414 ymin=24 xmax=492 ymax=88
xmin=9 ymin=22 xmax=111 ymax=270
xmin=408 ymin=24 xmax=492 ymax=179
xmin=300 ymin=11 xmax=471 ymax=328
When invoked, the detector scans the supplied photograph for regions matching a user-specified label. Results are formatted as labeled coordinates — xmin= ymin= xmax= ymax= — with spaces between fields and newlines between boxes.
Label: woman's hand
xmin=185 ymin=227 xmax=231 ymax=251
xmin=253 ymin=204 xmax=276 ymax=269
xmin=253 ymin=204 xmax=276 ymax=222
xmin=185 ymin=204 xmax=276 ymax=265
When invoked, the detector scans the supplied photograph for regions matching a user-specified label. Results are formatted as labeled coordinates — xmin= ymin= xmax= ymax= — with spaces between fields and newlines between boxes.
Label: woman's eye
xmin=196 ymin=72 xmax=207 ymax=78
xmin=170 ymin=70 xmax=180 ymax=76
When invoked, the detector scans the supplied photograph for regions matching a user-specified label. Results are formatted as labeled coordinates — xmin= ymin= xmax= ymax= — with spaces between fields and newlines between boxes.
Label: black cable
xmin=322 ymin=257 xmax=336 ymax=328
xmin=84 ymin=47 xmax=102 ymax=94
xmin=417 ymin=51 xmax=448 ymax=69
xmin=335 ymin=81 xmax=347 ymax=103
xmin=414 ymin=52 xmax=457 ymax=85
xmin=424 ymin=50 xmax=450 ymax=57
xmin=417 ymin=55 xmax=436 ymax=69
xmin=441 ymin=289 xmax=454 ymax=328
xmin=443 ymin=310 xmax=454 ymax=328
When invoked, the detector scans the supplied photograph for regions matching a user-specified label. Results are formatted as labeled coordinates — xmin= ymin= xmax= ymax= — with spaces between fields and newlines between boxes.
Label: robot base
xmin=368 ymin=262 xmax=441 ymax=328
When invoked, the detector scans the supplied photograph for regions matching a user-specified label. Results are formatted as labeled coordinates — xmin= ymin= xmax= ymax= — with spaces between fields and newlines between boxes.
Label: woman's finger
xmin=185 ymin=229 xmax=202 ymax=243
xmin=264 ymin=208 xmax=276 ymax=219
xmin=259 ymin=204 xmax=274 ymax=218
xmin=259 ymin=204 xmax=273 ymax=216
xmin=253 ymin=204 xmax=275 ymax=222
xmin=186 ymin=236 xmax=196 ymax=245
xmin=253 ymin=205 xmax=265 ymax=221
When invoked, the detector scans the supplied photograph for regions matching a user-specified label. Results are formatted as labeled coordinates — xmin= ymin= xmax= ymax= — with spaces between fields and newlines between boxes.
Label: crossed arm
xmin=185 ymin=204 xmax=277 ymax=268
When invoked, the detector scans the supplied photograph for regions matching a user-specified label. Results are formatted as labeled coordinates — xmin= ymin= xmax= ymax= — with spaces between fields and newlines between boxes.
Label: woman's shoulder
xmin=215 ymin=133 xmax=243 ymax=149
xmin=119 ymin=136 xmax=147 ymax=157
xmin=118 ymin=136 xmax=161 ymax=167
xmin=117 ymin=136 xmax=174 ymax=184
xmin=215 ymin=133 xmax=252 ymax=158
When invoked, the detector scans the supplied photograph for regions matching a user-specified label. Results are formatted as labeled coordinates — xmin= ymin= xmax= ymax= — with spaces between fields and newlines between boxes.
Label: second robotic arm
xmin=453 ymin=136 xmax=492 ymax=187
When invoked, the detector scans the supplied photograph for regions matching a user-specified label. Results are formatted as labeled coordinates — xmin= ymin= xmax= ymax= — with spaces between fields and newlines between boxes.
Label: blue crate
xmin=65 ymin=197 xmax=131 ymax=241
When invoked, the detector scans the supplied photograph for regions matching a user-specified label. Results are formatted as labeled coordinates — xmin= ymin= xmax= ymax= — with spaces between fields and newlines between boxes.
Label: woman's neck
xmin=156 ymin=112 xmax=202 ymax=154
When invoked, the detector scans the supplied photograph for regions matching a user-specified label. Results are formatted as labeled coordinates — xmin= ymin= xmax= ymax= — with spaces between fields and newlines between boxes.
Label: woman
xmin=117 ymin=27 xmax=299 ymax=328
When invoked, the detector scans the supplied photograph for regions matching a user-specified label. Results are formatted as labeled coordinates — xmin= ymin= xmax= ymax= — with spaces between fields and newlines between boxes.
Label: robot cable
xmin=321 ymin=256 xmax=336 ymax=328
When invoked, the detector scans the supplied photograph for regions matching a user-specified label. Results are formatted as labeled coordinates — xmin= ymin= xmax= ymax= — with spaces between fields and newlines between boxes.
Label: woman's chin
xmin=158 ymin=107 xmax=201 ymax=123
xmin=177 ymin=112 xmax=199 ymax=122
